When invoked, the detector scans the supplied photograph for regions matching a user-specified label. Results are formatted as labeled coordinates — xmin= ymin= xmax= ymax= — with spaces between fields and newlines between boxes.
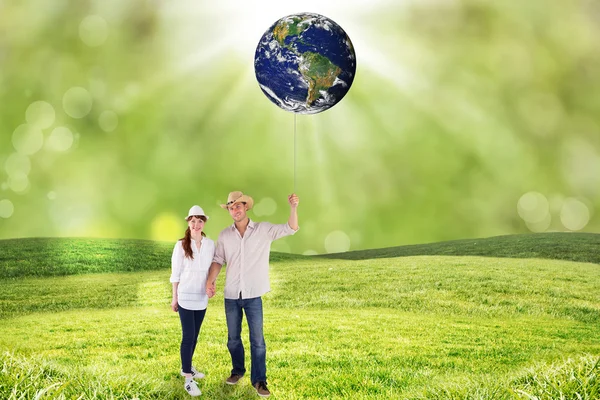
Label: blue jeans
xmin=178 ymin=305 xmax=207 ymax=374
xmin=224 ymin=296 xmax=266 ymax=385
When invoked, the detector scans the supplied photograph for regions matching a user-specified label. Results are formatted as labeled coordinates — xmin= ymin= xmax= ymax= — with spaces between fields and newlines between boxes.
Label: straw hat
xmin=220 ymin=191 xmax=254 ymax=210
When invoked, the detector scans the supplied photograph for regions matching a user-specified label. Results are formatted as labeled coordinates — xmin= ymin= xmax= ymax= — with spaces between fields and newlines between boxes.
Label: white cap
xmin=185 ymin=205 xmax=209 ymax=220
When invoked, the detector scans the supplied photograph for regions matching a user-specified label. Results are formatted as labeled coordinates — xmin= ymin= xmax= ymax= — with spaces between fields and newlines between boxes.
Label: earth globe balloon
xmin=254 ymin=13 xmax=356 ymax=114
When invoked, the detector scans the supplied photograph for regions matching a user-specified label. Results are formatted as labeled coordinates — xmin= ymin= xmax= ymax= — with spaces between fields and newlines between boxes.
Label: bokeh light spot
xmin=12 ymin=124 xmax=44 ymax=155
xmin=47 ymin=191 xmax=57 ymax=200
xmin=324 ymin=230 xmax=351 ymax=253
xmin=5 ymin=153 xmax=31 ymax=177
xmin=63 ymin=87 xmax=93 ymax=118
xmin=525 ymin=213 xmax=551 ymax=233
xmin=8 ymin=172 xmax=29 ymax=193
xmin=46 ymin=127 xmax=74 ymax=152
xmin=517 ymin=191 xmax=549 ymax=223
xmin=151 ymin=213 xmax=181 ymax=242
xmin=79 ymin=15 xmax=109 ymax=47
xmin=0 ymin=199 xmax=14 ymax=218
xmin=253 ymin=197 xmax=277 ymax=217
xmin=26 ymin=101 xmax=55 ymax=129
xmin=303 ymin=249 xmax=318 ymax=256
xmin=98 ymin=110 xmax=118 ymax=132
xmin=560 ymin=198 xmax=590 ymax=231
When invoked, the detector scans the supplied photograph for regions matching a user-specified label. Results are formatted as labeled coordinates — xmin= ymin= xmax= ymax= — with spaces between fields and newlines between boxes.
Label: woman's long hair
xmin=181 ymin=216 xmax=207 ymax=259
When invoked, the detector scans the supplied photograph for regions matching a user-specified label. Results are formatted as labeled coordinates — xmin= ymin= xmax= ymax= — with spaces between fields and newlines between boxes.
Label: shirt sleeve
xmin=212 ymin=233 xmax=226 ymax=266
xmin=264 ymin=222 xmax=298 ymax=241
xmin=170 ymin=241 xmax=184 ymax=283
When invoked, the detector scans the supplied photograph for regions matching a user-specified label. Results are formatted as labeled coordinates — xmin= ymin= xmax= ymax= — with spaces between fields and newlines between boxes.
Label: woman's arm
xmin=170 ymin=241 xmax=183 ymax=311
xmin=171 ymin=282 xmax=179 ymax=312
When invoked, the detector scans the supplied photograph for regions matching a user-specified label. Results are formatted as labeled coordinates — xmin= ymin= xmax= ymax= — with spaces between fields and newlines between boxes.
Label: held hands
xmin=288 ymin=193 xmax=299 ymax=208
xmin=206 ymin=281 xmax=216 ymax=298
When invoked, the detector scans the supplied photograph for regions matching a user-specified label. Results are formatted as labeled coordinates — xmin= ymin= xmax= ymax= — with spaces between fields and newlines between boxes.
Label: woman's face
xmin=188 ymin=216 xmax=206 ymax=235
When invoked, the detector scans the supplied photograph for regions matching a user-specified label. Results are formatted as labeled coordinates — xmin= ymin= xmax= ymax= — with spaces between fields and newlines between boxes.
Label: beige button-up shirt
xmin=213 ymin=220 xmax=297 ymax=299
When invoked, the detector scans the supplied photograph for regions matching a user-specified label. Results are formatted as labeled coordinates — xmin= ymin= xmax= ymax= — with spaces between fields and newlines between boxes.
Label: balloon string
xmin=294 ymin=113 xmax=297 ymax=194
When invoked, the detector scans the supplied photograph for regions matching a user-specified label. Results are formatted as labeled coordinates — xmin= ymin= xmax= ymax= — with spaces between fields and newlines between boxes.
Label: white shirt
xmin=213 ymin=220 xmax=297 ymax=299
xmin=170 ymin=237 xmax=215 ymax=310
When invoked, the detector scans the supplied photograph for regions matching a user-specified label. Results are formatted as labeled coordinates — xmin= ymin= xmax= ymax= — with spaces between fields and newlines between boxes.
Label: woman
xmin=170 ymin=205 xmax=215 ymax=397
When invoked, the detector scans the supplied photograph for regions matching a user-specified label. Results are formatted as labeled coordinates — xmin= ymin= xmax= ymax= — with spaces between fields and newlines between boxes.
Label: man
xmin=206 ymin=191 xmax=299 ymax=398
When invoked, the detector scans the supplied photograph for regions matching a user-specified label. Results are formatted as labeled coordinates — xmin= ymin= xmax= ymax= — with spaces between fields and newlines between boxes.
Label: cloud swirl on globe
xmin=254 ymin=13 xmax=356 ymax=114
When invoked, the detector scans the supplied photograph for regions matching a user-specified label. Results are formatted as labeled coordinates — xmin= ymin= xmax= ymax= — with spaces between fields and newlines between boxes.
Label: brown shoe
xmin=226 ymin=374 xmax=243 ymax=385
xmin=254 ymin=381 xmax=270 ymax=397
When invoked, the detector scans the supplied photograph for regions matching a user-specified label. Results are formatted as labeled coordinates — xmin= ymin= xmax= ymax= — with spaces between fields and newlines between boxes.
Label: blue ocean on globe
xmin=254 ymin=13 xmax=356 ymax=114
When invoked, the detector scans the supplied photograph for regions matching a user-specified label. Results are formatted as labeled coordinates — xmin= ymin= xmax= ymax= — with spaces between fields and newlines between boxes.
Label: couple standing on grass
xmin=169 ymin=191 xmax=300 ymax=397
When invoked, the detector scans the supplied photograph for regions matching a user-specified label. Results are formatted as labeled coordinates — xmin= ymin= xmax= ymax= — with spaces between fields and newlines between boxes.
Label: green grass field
xmin=1 ymin=233 xmax=599 ymax=399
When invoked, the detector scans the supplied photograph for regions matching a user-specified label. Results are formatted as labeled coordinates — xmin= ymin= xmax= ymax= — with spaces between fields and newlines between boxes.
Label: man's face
xmin=228 ymin=202 xmax=247 ymax=222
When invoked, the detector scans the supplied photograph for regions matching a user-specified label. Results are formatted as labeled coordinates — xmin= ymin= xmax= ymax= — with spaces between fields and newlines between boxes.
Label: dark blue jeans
xmin=178 ymin=305 xmax=207 ymax=374
xmin=225 ymin=296 xmax=266 ymax=385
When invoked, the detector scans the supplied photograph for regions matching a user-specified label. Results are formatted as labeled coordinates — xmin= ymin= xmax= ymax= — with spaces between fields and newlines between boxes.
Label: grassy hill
xmin=0 ymin=237 xmax=304 ymax=278
xmin=0 ymin=233 xmax=599 ymax=399
xmin=1 ymin=232 xmax=599 ymax=279
xmin=319 ymin=232 xmax=600 ymax=264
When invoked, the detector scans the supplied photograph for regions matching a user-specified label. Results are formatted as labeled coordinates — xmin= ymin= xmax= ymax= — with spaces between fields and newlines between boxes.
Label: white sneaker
xmin=181 ymin=366 xmax=205 ymax=380
xmin=184 ymin=379 xmax=201 ymax=397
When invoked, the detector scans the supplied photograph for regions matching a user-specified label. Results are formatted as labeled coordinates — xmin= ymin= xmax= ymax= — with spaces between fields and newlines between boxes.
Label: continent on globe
xmin=299 ymin=52 xmax=342 ymax=106
xmin=255 ymin=13 xmax=356 ymax=114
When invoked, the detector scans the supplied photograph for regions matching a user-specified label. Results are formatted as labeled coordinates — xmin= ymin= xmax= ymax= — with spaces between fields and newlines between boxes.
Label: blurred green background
xmin=1 ymin=0 xmax=599 ymax=254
